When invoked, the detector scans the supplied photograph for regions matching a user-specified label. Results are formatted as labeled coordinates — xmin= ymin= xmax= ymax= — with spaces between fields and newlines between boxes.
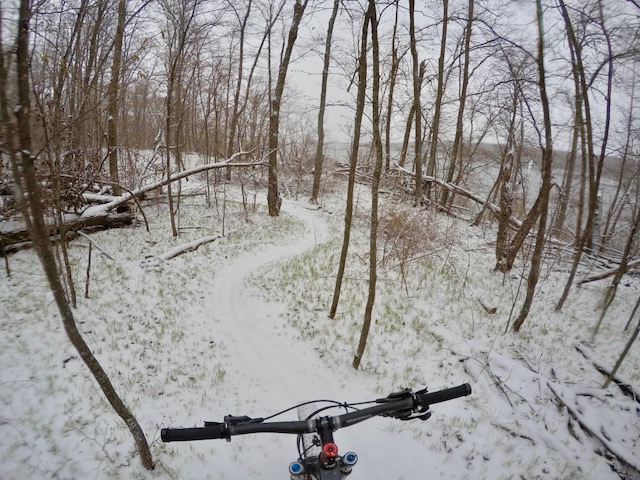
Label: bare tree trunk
xmin=556 ymin=0 xmax=612 ymax=310
xmin=409 ymin=0 xmax=423 ymax=202
xmin=227 ymin=0 xmax=252 ymax=158
xmin=238 ymin=2 xmax=285 ymax=150
xmin=107 ymin=0 xmax=126 ymax=196
xmin=512 ymin=0 xmax=554 ymax=333
xmin=162 ymin=0 xmax=200 ymax=237
xmin=425 ymin=0 xmax=449 ymax=199
xmin=442 ymin=0 xmax=473 ymax=207
xmin=268 ymin=0 xmax=308 ymax=216
xmin=495 ymin=152 xmax=513 ymax=270
xmin=5 ymin=2 xmax=153 ymax=469
xmin=311 ymin=0 xmax=340 ymax=204
xmin=354 ymin=0 xmax=381 ymax=370
xmin=550 ymin=20 xmax=583 ymax=239
xmin=592 ymin=203 xmax=640 ymax=341
xmin=603 ymin=296 xmax=640 ymax=388
xmin=329 ymin=6 xmax=369 ymax=320
xmin=552 ymin=117 xmax=578 ymax=237
xmin=600 ymin=66 xmax=637 ymax=251
xmin=398 ymin=102 xmax=415 ymax=169
xmin=383 ymin=0 xmax=400 ymax=172
xmin=493 ymin=80 xmax=521 ymax=269
xmin=166 ymin=85 xmax=178 ymax=236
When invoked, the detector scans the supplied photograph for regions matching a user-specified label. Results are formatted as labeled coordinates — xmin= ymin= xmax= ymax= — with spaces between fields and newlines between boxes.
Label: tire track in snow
xmin=208 ymin=202 xmax=331 ymax=397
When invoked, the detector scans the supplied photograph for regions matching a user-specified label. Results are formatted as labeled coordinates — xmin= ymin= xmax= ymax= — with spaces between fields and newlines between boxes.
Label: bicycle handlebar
xmin=161 ymin=383 xmax=471 ymax=443
xmin=416 ymin=383 xmax=472 ymax=406
xmin=161 ymin=425 xmax=225 ymax=442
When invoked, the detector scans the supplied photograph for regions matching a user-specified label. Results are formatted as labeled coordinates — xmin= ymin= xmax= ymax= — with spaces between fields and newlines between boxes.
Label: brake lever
xmin=380 ymin=387 xmax=432 ymax=421
xmin=202 ymin=415 xmax=265 ymax=442
xmin=400 ymin=411 xmax=432 ymax=421
xmin=377 ymin=387 xmax=413 ymax=403
xmin=223 ymin=415 xmax=264 ymax=425
xmin=404 ymin=387 xmax=431 ymax=420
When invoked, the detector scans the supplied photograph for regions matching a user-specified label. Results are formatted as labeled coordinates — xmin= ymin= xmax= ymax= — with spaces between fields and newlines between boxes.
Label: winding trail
xmin=207 ymin=201 xmax=333 ymax=399
xmin=200 ymin=201 xmax=385 ymax=480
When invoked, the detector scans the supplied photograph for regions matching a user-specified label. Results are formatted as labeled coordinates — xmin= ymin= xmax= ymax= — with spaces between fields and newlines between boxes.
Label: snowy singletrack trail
xmin=207 ymin=201 xmax=332 ymax=397
xmin=188 ymin=201 xmax=423 ymax=480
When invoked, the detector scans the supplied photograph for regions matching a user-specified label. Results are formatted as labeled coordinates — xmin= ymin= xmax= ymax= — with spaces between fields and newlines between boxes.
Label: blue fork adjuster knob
xmin=343 ymin=452 xmax=358 ymax=466
xmin=289 ymin=461 xmax=304 ymax=475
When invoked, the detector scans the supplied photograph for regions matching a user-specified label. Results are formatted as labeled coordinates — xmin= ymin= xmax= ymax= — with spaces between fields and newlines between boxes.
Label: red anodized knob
xmin=322 ymin=442 xmax=338 ymax=459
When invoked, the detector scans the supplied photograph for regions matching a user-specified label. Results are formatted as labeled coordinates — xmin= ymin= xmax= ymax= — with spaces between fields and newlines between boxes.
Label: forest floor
xmin=0 ymin=176 xmax=639 ymax=479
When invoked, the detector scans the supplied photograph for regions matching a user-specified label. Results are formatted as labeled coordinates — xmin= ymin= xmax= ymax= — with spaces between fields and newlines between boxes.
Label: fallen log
xmin=1 ymin=150 xmax=262 ymax=252
xmin=392 ymin=165 xmax=522 ymax=229
xmin=577 ymin=258 xmax=640 ymax=285
xmin=82 ymin=150 xmax=261 ymax=216
xmin=159 ymin=235 xmax=221 ymax=261
xmin=1 ymin=212 xmax=133 ymax=254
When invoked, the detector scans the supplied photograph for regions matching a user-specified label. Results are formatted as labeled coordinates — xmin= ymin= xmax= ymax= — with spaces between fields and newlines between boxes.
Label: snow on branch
xmin=392 ymin=165 xmax=522 ymax=228
xmin=577 ymin=258 xmax=640 ymax=285
xmin=159 ymin=235 xmax=221 ymax=261
xmin=82 ymin=149 xmax=261 ymax=218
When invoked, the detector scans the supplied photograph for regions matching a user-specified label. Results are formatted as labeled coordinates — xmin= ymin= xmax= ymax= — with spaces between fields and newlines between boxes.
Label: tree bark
xmin=311 ymin=0 xmax=340 ymax=204
xmin=409 ymin=0 xmax=423 ymax=202
xmin=495 ymin=152 xmax=513 ymax=271
xmin=354 ymin=0 xmax=381 ymax=370
xmin=442 ymin=0 xmax=473 ymax=207
xmin=1 ymin=213 xmax=133 ymax=249
xmin=6 ymin=1 xmax=154 ymax=469
xmin=227 ymin=0 xmax=252 ymax=158
xmin=383 ymin=0 xmax=401 ymax=173
xmin=556 ymin=0 xmax=613 ymax=310
xmin=425 ymin=0 xmax=449 ymax=199
xmin=512 ymin=0 xmax=554 ymax=333
xmin=107 ymin=0 xmax=126 ymax=196
xmin=329 ymin=5 xmax=369 ymax=320
xmin=268 ymin=0 xmax=308 ymax=216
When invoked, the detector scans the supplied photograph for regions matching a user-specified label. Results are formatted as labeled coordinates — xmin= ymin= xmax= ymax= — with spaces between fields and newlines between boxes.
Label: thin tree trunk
xmin=551 ymin=22 xmax=582 ymax=239
xmin=603 ymin=298 xmax=640 ymax=388
xmin=442 ymin=0 xmax=473 ymax=207
xmin=163 ymin=0 xmax=199 ymax=237
xmin=311 ymin=0 xmax=340 ymax=203
xmin=329 ymin=6 xmax=369 ymax=320
xmin=591 ymin=204 xmax=640 ymax=341
xmin=512 ymin=0 xmax=554 ymax=332
xmin=383 ymin=0 xmax=400 ymax=173
xmin=238 ymin=2 xmax=285 ymax=149
xmin=354 ymin=0 xmax=381 ymax=370
xmin=600 ymin=67 xmax=636 ymax=251
xmin=6 ymin=2 xmax=153 ymax=469
xmin=425 ymin=0 xmax=449 ymax=199
xmin=107 ymin=0 xmax=125 ymax=196
xmin=268 ymin=0 xmax=308 ymax=216
xmin=624 ymin=293 xmax=640 ymax=332
xmin=227 ymin=0 xmax=252 ymax=158
xmin=409 ymin=0 xmax=423 ymax=202
xmin=398 ymin=102 xmax=415 ymax=169
xmin=494 ymin=84 xmax=520 ymax=270
xmin=166 ymin=85 xmax=178 ymax=236
xmin=556 ymin=0 xmax=612 ymax=309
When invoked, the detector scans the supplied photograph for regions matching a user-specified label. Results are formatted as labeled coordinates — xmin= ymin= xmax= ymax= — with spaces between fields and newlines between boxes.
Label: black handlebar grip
xmin=417 ymin=383 xmax=472 ymax=407
xmin=161 ymin=425 xmax=225 ymax=442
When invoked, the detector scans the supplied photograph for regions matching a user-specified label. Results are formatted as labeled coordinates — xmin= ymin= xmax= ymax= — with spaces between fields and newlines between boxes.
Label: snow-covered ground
xmin=1 ymin=181 xmax=639 ymax=479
